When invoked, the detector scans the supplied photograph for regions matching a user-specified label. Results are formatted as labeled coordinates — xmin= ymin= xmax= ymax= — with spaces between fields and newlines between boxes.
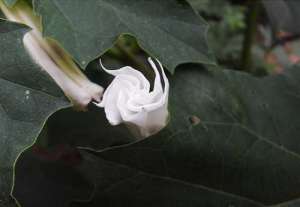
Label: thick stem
xmin=241 ymin=0 xmax=261 ymax=72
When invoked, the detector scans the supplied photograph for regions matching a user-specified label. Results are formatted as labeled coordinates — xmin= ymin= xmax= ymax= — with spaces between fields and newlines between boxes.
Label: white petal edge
xmin=96 ymin=58 xmax=169 ymax=138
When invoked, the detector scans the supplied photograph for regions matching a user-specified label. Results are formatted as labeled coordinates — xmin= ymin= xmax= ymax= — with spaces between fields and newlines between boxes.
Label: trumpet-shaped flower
xmin=95 ymin=58 xmax=169 ymax=138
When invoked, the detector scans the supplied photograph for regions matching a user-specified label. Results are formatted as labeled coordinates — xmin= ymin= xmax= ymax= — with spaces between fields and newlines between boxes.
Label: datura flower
xmin=0 ymin=0 xmax=103 ymax=110
xmin=95 ymin=58 xmax=169 ymax=138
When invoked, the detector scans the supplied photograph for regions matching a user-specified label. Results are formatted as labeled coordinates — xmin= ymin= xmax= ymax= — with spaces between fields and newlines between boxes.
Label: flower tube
xmin=0 ymin=0 xmax=103 ymax=110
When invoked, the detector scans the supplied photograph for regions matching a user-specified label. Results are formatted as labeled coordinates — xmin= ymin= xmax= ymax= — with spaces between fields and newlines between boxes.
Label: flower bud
xmin=0 ymin=0 xmax=103 ymax=110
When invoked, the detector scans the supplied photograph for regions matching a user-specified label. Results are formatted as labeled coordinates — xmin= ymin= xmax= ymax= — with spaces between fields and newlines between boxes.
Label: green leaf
xmin=11 ymin=107 xmax=133 ymax=207
xmin=38 ymin=107 xmax=135 ymax=150
xmin=0 ymin=19 xmax=70 ymax=205
xmin=13 ymin=146 xmax=93 ymax=207
xmin=73 ymin=151 xmax=264 ymax=207
xmin=77 ymin=65 xmax=300 ymax=206
xmin=33 ymin=0 xmax=215 ymax=73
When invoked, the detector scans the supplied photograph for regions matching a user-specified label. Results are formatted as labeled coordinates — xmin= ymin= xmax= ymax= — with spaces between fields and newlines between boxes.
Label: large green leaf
xmin=33 ymin=0 xmax=214 ymax=72
xmin=13 ymin=145 xmax=93 ymax=207
xmin=72 ymin=151 xmax=264 ymax=207
xmin=10 ymin=108 xmax=133 ymax=207
xmin=0 ymin=19 xmax=70 ymax=205
xmin=75 ymin=65 xmax=300 ymax=206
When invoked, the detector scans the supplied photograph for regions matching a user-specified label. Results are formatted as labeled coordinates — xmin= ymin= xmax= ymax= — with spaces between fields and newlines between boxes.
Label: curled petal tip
xmin=99 ymin=59 xmax=106 ymax=70
xmin=93 ymin=101 xmax=103 ymax=108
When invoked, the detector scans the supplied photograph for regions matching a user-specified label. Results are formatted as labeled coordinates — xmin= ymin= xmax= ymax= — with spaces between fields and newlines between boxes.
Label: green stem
xmin=241 ymin=0 xmax=261 ymax=72
xmin=115 ymin=40 xmax=146 ymax=71
xmin=115 ymin=37 xmax=154 ymax=81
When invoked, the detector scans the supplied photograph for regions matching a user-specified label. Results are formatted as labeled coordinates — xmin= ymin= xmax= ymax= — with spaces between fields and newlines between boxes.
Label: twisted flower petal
xmin=96 ymin=58 xmax=169 ymax=138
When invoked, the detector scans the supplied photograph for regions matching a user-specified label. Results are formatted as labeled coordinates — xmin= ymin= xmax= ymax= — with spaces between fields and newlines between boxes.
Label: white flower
xmin=95 ymin=57 xmax=169 ymax=138
xmin=0 ymin=0 xmax=103 ymax=110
